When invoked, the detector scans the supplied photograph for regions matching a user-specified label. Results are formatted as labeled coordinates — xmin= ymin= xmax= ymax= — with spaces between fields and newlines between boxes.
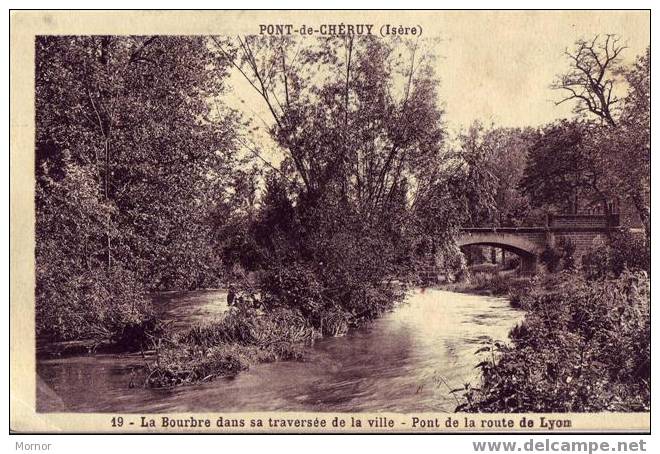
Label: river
xmin=36 ymin=288 xmax=523 ymax=413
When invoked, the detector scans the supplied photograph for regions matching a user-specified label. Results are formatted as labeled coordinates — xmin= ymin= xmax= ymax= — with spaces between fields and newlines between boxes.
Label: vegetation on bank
xmin=141 ymin=274 xmax=406 ymax=388
xmin=455 ymin=232 xmax=650 ymax=412
xmin=35 ymin=36 xmax=237 ymax=344
xmin=35 ymin=35 xmax=484 ymax=351
xmin=142 ymin=304 xmax=313 ymax=388
xmin=36 ymin=36 xmax=474 ymax=385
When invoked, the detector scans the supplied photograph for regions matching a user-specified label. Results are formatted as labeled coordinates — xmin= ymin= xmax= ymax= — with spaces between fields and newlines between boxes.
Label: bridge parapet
xmin=549 ymin=214 xmax=620 ymax=228
xmin=460 ymin=227 xmax=549 ymax=233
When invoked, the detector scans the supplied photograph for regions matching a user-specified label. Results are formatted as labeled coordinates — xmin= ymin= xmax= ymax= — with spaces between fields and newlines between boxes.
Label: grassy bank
xmin=438 ymin=271 xmax=533 ymax=305
xmin=140 ymin=303 xmax=316 ymax=388
xmin=140 ymin=279 xmax=403 ymax=389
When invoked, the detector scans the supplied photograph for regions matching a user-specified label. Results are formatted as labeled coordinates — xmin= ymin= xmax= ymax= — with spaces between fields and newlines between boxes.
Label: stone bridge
xmin=456 ymin=214 xmax=620 ymax=275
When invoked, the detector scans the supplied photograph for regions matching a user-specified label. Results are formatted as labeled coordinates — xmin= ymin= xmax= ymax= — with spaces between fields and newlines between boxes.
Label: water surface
xmin=37 ymin=288 xmax=523 ymax=413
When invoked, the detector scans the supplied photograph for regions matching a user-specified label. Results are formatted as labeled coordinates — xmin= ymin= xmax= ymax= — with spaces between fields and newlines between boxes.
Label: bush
xmin=557 ymin=237 xmax=576 ymax=270
xmin=144 ymin=343 xmax=253 ymax=388
xmin=469 ymin=270 xmax=650 ymax=412
xmin=582 ymin=230 xmax=649 ymax=280
xmin=467 ymin=272 xmax=532 ymax=301
xmin=36 ymin=266 xmax=154 ymax=346
xmin=256 ymin=259 xmax=402 ymax=334
xmin=540 ymin=247 xmax=561 ymax=272
xmin=259 ymin=264 xmax=326 ymax=319
xmin=179 ymin=305 xmax=317 ymax=349
xmin=142 ymin=304 xmax=316 ymax=388
xmin=35 ymin=163 xmax=157 ymax=347
xmin=539 ymin=238 xmax=576 ymax=273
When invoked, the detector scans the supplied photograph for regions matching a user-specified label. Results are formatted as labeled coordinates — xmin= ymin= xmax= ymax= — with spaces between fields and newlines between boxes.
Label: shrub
xmin=470 ymin=270 xmax=650 ymax=412
xmin=144 ymin=343 xmax=253 ymax=388
xmin=582 ymin=230 xmax=649 ymax=280
xmin=256 ymin=258 xmax=402 ymax=333
xmin=488 ymin=274 xmax=517 ymax=295
xmin=467 ymin=272 xmax=532 ymax=301
xmin=609 ymin=230 xmax=650 ymax=274
xmin=180 ymin=305 xmax=317 ymax=349
xmin=557 ymin=237 xmax=576 ymax=270
xmin=539 ymin=238 xmax=577 ymax=273
xmin=540 ymin=246 xmax=562 ymax=272
xmin=259 ymin=264 xmax=326 ymax=319
xmin=506 ymin=279 xmax=534 ymax=308
xmin=36 ymin=265 xmax=154 ymax=346
xmin=142 ymin=304 xmax=317 ymax=388
xmin=581 ymin=239 xmax=613 ymax=280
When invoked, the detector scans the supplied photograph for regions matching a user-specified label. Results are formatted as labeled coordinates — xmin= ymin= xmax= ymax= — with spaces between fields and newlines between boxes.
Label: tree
xmin=553 ymin=36 xmax=649 ymax=242
xmin=484 ymin=128 xmax=537 ymax=226
xmin=37 ymin=36 xmax=241 ymax=289
xmin=552 ymin=34 xmax=626 ymax=126
xmin=454 ymin=124 xmax=536 ymax=227
xmin=617 ymin=47 xmax=650 ymax=239
xmin=212 ymin=36 xmax=447 ymax=220
xmin=35 ymin=36 xmax=241 ymax=340
xmin=447 ymin=122 xmax=498 ymax=227
xmin=520 ymin=121 xmax=602 ymax=214
xmin=588 ymin=47 xmax=650 ymax=240
xmin=210 ymin=35 xmax=471 ymax=316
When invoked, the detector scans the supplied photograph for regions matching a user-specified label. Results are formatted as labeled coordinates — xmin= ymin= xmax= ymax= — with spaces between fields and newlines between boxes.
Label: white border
xmin=2 ymin=3 xmax=655 ymax=453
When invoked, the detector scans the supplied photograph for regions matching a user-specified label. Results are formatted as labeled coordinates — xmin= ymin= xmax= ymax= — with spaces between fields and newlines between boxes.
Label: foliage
xmin=143 ymin=304 xmax=314 ymax=388
xmin=464 ymin=272 xmax=532 ymax=299
xmin=554 ymin=37 xmax=650 ymax=239
xmin=180 ymin=305 xmax=317 ymax=348
xmin=450 ymin=123 xmax=499 ymax=226
xmin=212 ymin=36 xmax=470 ymax=325
xmin=35 ymin=157 xmax=153 ymax=343
xmin=469 ymin=271 xmax=650 ymax=412
xmin=35 ymin=33 xmax=651 ymax=413
xmin=36 ymin=262 xmax=153 ymax=344
xmin=581 ymin=230 xmax=649 ymax=280
xmin=539 ymin=247 xmax=562 ymax=273
xmin=35 ymin=36 xmax=241 ymax=341
xmin=456 ymin=124 xmax=536 ymax=227
xmin=539 ymin=237 xmax=576 ymax=273
xmin=586 ymin=47 xmax=650 ymax=240
xmin=558 ymin=237 xmax=577 ymax=270
xmin=520 ymin=120 xmax=600 ymax=214
xmin=144 ymin=343 xmax=252 ymax=389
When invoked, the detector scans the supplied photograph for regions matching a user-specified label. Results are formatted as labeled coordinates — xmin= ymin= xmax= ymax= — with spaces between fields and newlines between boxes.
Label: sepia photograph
xmin=9 ymin=9 xmax=650 ymax=433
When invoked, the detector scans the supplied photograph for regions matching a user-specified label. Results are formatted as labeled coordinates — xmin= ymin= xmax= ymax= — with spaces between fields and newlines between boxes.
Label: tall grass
xmin=142 ymin=305 xmax=318 ymax=388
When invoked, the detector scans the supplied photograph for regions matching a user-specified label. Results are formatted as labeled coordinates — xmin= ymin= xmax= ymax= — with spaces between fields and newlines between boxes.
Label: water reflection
xmin=37 ymin=289 xmax=523 ymax=413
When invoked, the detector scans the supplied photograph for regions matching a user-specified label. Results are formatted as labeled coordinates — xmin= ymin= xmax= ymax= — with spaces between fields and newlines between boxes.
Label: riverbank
xmin=452 ymin=269 xmax=650 ymax=412
xmin=37 ymin=296 xmax=318 ymax=387
xmin=142 ymin=303 xmax=317 ymax=388
xmin=36 ymin=289 xmax=232 ymax=359
xmin=436 ymin=271 xmax=533 ymax=308
xmin=36 ymin=279 xmax=404 ymax=390
xmin=141 ymin=283 xmax=405 ymax=389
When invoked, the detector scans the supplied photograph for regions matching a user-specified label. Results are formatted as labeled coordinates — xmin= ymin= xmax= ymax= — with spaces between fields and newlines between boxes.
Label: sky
xmin=431 ymin=11 xmax=649 ymax=130
xmin=222 ymin=11 xmax=650 ymax=161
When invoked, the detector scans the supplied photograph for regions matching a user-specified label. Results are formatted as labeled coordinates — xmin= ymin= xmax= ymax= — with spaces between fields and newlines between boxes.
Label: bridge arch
xmin=456 ymin=231 xmax=546 ymax=275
